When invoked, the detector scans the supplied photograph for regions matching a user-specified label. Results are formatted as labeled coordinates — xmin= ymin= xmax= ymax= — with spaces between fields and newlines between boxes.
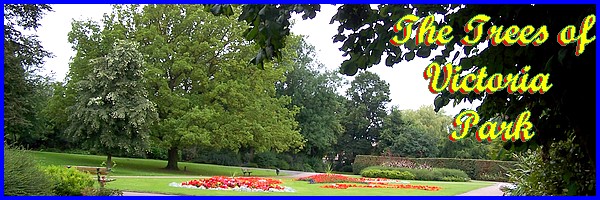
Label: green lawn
xmin=30 ymin=151 xmax=494 ymax=196
xmin=30 ymin=151 xmax=285 ymax=177
xmin=107 ymin=177 xmax=493 ymax=196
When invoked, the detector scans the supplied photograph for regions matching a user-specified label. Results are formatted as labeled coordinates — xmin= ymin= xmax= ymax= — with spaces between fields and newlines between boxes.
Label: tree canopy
xmin=4 ymin=4 xmax=53 ymax=145
xmin=66 ymin=4 xmax=304 ymax=169
xmin=67 ymin=39 xmax=158 ymax=166
xmin=208 ymin=3 xmax=595 ymax=164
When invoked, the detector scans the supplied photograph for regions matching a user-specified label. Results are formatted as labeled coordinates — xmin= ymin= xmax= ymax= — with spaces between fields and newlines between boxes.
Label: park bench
xmin=241 ymin=168 xmax=253 ymax=176
xmin=66 ymin=166 xmax=116 ymax=186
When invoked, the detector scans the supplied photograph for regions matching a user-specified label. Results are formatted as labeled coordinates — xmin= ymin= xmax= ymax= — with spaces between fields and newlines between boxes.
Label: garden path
xmin=456 ymin=182 xmax=505 ymax=196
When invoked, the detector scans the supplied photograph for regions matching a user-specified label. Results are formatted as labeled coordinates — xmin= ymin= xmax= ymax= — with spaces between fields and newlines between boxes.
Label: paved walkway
xmin=456 ymin=182 xmax=505 ymax=196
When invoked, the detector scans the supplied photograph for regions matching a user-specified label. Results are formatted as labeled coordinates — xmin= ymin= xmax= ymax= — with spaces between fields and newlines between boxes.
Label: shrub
xmin=303 ymin=163 xmax=315 ymax=172
xmin=340 ymin=165 xmax=353 ymax=172
xmin=361 ymin=169 xmax=416 ymax=180
xmin=433 ymin=168 xmax=470 ymax=181
xmin=307 ymin=158 xmax=326 ymax=173
xmin=360 ymin=166 xmax=469 ymax=182
xmin=353 ymin=155 xmax=515 ymax=181
xmin=4 ymin=146 xmax=55 ymax=196
xmin=43 ymin=165 xmax=95 ymax=196
xmin=507 ymin=138 xmax=595 ymax=196
xmin=81 ymin=187 xmax=123 ymax=196
xmin=277 ymin=160 xmax=290 ymax=170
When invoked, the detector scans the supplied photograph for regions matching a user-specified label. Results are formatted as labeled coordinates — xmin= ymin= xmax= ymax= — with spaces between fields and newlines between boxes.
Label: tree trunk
xmin=165 ymin=147 xmax=179 ymax=170
xmin=106 ymin=154 xmax=112 ymax=170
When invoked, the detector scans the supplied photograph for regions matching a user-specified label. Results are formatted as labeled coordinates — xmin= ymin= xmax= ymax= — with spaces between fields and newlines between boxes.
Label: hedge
xmin=352 ymin=155 xmax=516 ymax=181
xmin=361 ymin=167 xmax=470 ymax=182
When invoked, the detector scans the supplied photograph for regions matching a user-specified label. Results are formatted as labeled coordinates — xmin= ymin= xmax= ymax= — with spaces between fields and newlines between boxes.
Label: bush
xmin=340 ymin=165 xmax=353 ymax=172
xmin=360 ymin=166 xmax=469 ymax=182
xmin=507 ymin=138 xmax=595 ymax=196
xmin=303 ymin=163 xmax=315 ymax=172
xmin=277 ymin=160 xmax=290 ymax=170
xmin=361 ymin=169 xmax=416 ymax=180
xmin=81 ymin=187 xmax=123 ymax=196
xmin=4 ymin=146 xmax=55 ymax=196
xmin=433 ymin=168 xmax=470 ymax=181
xmin=307 ymin=158 xmax=326 ymax=173
xmin=353 ymin=155 xmax=515 ymax=181
xmin=43 ymin=165 xmax=95 ymax=196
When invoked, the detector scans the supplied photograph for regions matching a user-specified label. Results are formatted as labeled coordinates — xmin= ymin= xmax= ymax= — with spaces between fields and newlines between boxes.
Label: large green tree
xmin=67 ymin=5 xmax=304 ymax=170
xmin=275 ymin=36 xmax=345 ymax=158
xmin=67 ymin=40 xmax=158 ymax=167
xmin=380 ymin=106 xmax=444 ymax=158
xmin=336 ymin=71 xmax=390 ymax=165
xmin=4 ymin=4 xmax=53 ymax=145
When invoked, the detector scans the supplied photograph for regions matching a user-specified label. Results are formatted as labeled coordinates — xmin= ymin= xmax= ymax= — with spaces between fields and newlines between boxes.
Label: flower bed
xmin=321 ymin=183 xmax=441 ymax=191
xmin=296 ymin=174 xmax=405 ymax=184
xmin=296 ymin=174 xmax=441 ymax=191
xmin=170 ymin=176 xmax=295 ymax=192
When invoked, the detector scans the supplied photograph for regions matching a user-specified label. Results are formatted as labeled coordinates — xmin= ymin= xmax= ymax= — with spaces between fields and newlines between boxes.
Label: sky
xmin=35 ymin=4 xmax=480 ymax=117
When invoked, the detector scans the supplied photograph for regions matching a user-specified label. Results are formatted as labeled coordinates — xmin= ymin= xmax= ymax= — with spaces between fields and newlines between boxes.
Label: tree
xmin=205 ymin=4 xmax=321 ymax=69
xmin=67 ymin=5 xmax=304 ymax=170
xmin=208 ymin=4 xmax=595 ymax=194
xmin=275 ymin=36 xmax=345 ymax=158
xmin=438 ymin=130 xmax=491 ymax=159
xmin=67 ymin=40 xmax=158 ymax=168
xmin=380 ymin=107 xmax=441 ymax=158
xmin=4 ymin=4 xmax=53 ymax=145
xmin=208 ymin=4 xmax=594 ymax=159
xmin=336 ymin=71 xmax=390 ymax=165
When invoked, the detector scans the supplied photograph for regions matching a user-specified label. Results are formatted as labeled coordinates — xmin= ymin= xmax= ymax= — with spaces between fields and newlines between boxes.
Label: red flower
xmin=181 ymin=176 xmax=286 ymax=191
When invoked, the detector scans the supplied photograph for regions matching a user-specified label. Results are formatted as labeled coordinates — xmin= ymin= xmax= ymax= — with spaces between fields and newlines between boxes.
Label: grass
xmin=30 ymin=151 xmax=495 ymax=196
xmin=30 ymin=151 xmax=285 ymax=177
xmin=106 ymin=177 xmax=494 ymax=196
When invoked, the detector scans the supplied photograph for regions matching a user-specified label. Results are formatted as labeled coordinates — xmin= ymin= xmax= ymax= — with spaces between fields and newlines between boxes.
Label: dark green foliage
xmin=336 ymin=71 xmax=390 ymax=166
xmin=439 ymin=136 xmax=492 ymax=159
xmin=339 ymin=165 xmax=354 ymax=173
xmin=275 ymin=36 xmax=345 ymax=159
xmin=353 ymin=155 xmax=515 ymax=181
xmin=242 ymin=163 xmax=259 ymax=168
xmin=380 ymin=106 xmax=454 ymax=158
xmin=4 ymin=4 xmax=53 ymax=146
xmin=190 ymin=149 xmax=242 ymax=167
xmin=253 ymin=151 xmax=281 ymax=169
xmin=4 ymin=146 xmax=54 ymax=196
xmin=42 ymin=165 xmax=95 ymax=196
xmin=507 ymin=137 xmax=595 ymax=196
xmin=81 ymin=187 xmax=123 ymax=196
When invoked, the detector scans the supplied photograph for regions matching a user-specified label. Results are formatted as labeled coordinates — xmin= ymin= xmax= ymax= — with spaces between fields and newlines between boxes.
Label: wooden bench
xmin=67 ymin=166 xmax=115 ymax=186
xmin=241 ymin=168 xmax=253 ymax=176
